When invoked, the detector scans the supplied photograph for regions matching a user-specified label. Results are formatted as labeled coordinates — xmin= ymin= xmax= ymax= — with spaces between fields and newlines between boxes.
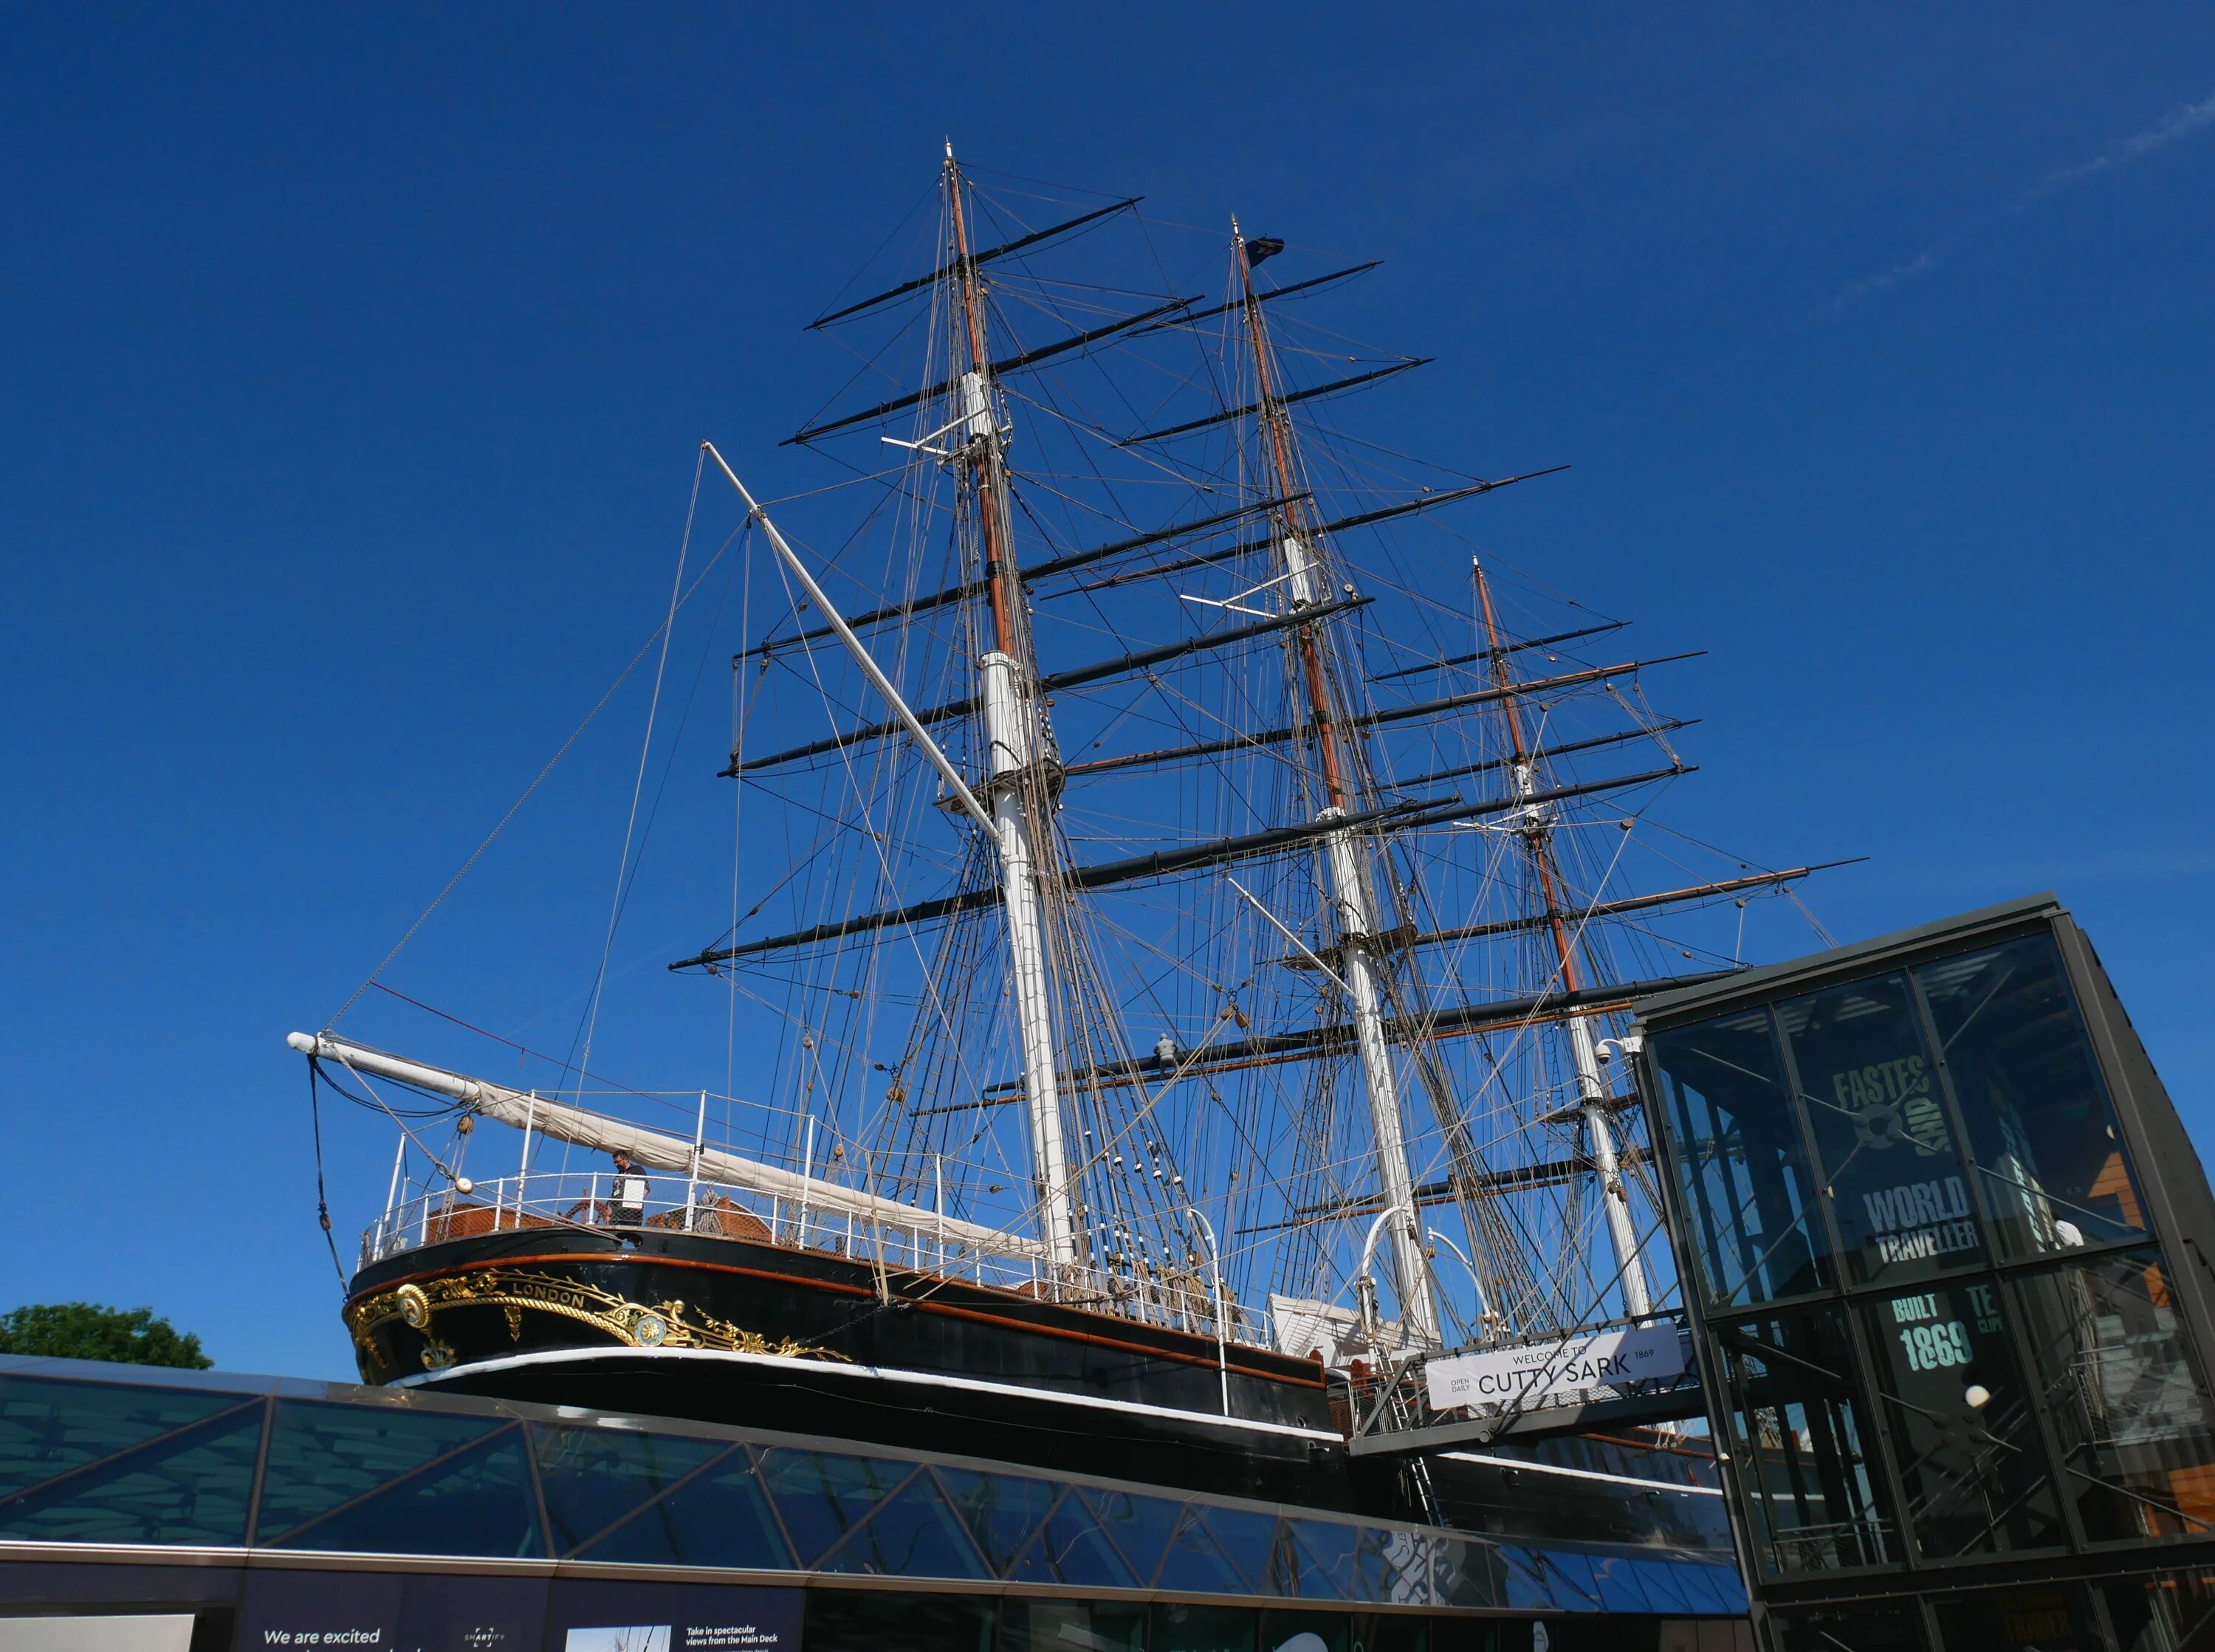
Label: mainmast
xmin=1471 ymin=557 xmax=1652 ymax=1319
xmin=1233 ymin=222 xmax=1437 ymax=1344
xmin=947 ymin=148 xmax=1081 ymax=1281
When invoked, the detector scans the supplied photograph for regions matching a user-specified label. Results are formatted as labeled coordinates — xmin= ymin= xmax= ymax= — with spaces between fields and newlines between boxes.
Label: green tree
xmin=0 ymin=1303 xmax=213 ymax=1369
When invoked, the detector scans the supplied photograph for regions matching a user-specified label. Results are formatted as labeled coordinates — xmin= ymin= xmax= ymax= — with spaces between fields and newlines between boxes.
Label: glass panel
xmin=1427 ymin=1536 xmax=1501 ymax=1609
xmin=275 ymin=1422 xmax=543 ymax=1558
xmin=1585 ymin=1552 xmax=1658 ymax=1613
xmin=816 ymin=1467 xmax=987 ymax=1579
xmin=1352 ymin=1528 xmax=1431 ymax=1607
xmin=755 ymin=1448 xmax=908 ymax=1566
xmin=531 ymin=1422 xmax=727 ymax=1553
xmin=1780 ymin=971 xmax=1986 ymax=1285
xmin=1157 ymin=1505 xmax=1259 ymax=1595
xmin=1259 ymin=1610 xmax=1349 ymax=1652
xmin=1767 ymin=1601 xmax=1923 ymax=1651
xmin=1714 ymin=1307 xmax=1894 ymax=1573
xmin=1858 ymin=1279 xmax=2062 ymax=1558
xmin=0 ymin=1374 xmax=251 ymax=1500
xmin=577 ymin=1444 xmax=792 ymax=1571
xmin=0 ymin=1386 xmax=260 ymax=1546
xmin=1650 ymin=1008 xmax=1832 ymax=1304
xmin=934 ymin=1466 xmax=1059 ymax=1574
xmin=2015 ymin=1249 xmax=2215 ymax=1543
xmin=806 ymin=1589 xmax=992 ymax=1652
xmin=1348 ymin=1614 xmax=1427 ymax=1652
xmin=1491 ymin=1544 xmax=1554 ymax=1610
xmin=1002 ymin=1600 xmax=1147 ymax=1652
xmin=1919 ymin=935 xmax=2151 ymax=1259
xmin=1005 ymin=1485 xmax=1140 ymax=1589
xmin=1080 ymin=1484 xmax=1184 ymax=1585
xmin=2101 ymin=1567 xmax=2215 ymax=1652
xmin=255 ymin=1397 xmax=506 ymax=1544
xmin=1151 ymin=1603 xmax=1257 ymax=1652
xmin=1282 ymin=1521 xmax=1359 ymax=1600
xmin=1929 ymin=1585 xmax=2098 ymax=1651
xmin=1195 ymin=1504 xmax=1281 ymax=1593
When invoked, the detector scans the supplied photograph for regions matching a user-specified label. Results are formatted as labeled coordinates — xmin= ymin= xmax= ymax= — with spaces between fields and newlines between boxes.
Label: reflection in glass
xmin=1258 ymin=1608 xmax=1349 ymax=1652
xmin=530 ymin=1422 xmax=726 ymax=1554
xmin=1002 ymin=1600 xmax=1147 ymax=1652
xmin=755 ymin=1448 xmax=907 ymax=1566
xmin=1151 ymin=1603 xmax=1257 ymax=1652
xmin=2014 ymin=1250 xmax=2215 ymax=1544
xmin=1767 ymin=1600 xmax=1923 ymax=1651
xmin=0 ymin=1382 xmax=261 ymax=1546
xmin=805 ymin=1589 xmax=992 ymax=1652
xmin=2101 ymin=1567 xmax=2215 ymax=1652
xmin=1779 ymin=972 xmax=1985 ymax=1286
xmin=1651 ymin=1009 xmax=1831 ymax=1304
xmin=1156 ymin=1505 xmax=1258 ymax=1595
xmin=1714 ymin=1308 xmax=1892 ymax=1573
xmin=1347 ymin=1613 xmax=1428 ymax=1652
xmin=1004 ymin=1485 xmax=1141 ymax=1588
xmin=1918 ymin=935 xmax=2150 ymax=1259
xmin=934 ymin=1466 xmax=1059 ymax=1574
xmin=272 ymin=1422 xmax=543 ymax=1558
xmin=1196 ymin=1504 xmax=1280 ymax=1589
xmin=1856 ymin=1281 xmax=2061 ymax=1558
xmin=1278 ymin=1520 xmax=1357 ymax=1600
xmin=1929 ymin=1586 xmax=2097 ymax=1651
xmin=255 ymin=1398 xmax=506 ymax=1544
xmin=1082 ymin=1485 xmax=1184 ymax=1586
xmin=1351 ymin=1527 xmax=1432 ymax=1607
xmin=576 ymin=1445 xmax=789 ymax=1570
xmin=817 ymin=1467 xmax=988 ymax=1578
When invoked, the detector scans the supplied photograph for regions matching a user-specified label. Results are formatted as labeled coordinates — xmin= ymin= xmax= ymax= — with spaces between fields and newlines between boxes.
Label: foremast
xmin=945 ymin=148 xmax=1082 ymax=1282
xmin=1233 ymin=223 xmax=1438 ymax=1346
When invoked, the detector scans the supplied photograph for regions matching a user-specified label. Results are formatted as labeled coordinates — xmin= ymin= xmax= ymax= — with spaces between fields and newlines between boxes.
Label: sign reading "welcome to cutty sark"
xmin=1423 ymin=1321 xmax=1688 ymax=1413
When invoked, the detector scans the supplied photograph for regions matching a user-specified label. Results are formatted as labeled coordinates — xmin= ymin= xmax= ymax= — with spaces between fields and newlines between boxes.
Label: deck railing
xmin=359 ymin=1172 xmax=1263 ymax=1346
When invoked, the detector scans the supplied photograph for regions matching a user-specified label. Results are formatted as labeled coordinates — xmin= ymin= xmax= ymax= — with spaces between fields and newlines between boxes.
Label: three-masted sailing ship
xmin=290 ymin=148 xmax=1836 ymax=1536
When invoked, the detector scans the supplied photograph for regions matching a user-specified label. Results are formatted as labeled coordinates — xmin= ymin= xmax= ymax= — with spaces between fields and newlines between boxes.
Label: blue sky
xmin=4 ymin=7 xmax=2211 ymax=1378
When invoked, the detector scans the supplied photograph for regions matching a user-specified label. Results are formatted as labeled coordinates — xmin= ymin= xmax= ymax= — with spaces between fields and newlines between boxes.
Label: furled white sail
xmin=288 ymin=1031 xmax=1045 ymax=1263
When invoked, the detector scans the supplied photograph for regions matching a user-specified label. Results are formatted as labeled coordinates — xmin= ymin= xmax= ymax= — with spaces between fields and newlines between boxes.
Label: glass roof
xmin=0 ymin=1355 xmax=1742 ymax=1617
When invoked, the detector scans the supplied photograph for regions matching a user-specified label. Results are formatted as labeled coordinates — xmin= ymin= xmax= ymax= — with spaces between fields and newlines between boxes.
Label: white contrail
xmin=2020 ymin=87 xmax=2215 ymax=203
xmin=1835 ymin=85 xmax=2215 ymax=306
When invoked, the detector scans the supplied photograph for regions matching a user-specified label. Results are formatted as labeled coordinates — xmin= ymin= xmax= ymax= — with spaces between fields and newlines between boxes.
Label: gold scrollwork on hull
xmin=345 ymin=1267 xmax=850 ymax=1373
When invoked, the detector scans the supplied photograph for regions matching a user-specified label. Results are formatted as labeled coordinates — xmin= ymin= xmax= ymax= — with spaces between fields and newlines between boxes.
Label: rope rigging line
xmin=569 ymin=448 xmax=707 ymax=1104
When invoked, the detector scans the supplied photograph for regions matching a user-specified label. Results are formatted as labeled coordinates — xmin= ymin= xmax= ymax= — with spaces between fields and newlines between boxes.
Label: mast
xmin=1471 ymin=557 xmax=1653 ymax=1319
xmin=1233 ymin=221 xmax=1437 ymax=1344
xmin=947 ymin=148 xmax=1081 ymax=1281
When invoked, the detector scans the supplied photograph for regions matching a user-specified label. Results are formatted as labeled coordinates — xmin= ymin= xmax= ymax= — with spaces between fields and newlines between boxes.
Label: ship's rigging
xmin=313 ymin=149 xmax=1851 ymax=1378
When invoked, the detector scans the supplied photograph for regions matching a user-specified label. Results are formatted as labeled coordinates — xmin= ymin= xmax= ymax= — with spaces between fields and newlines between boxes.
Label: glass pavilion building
xmin=0 ymin=1353 xmax=1748 ymax=1652
xmin=1635 ymin=894 xmax=2215 ymax=1650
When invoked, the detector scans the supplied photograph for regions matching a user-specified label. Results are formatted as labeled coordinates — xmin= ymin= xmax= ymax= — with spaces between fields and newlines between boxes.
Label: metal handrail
xmin=357 ymin=1172 xmax=1268 ymax=1348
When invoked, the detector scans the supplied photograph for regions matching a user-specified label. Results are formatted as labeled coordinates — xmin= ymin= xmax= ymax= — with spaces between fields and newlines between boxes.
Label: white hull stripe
xmin=1440 ymin=1449 xmax=1724 ymax=1496
xmin=394 ymin=1342 xmax=1342 ymax=1442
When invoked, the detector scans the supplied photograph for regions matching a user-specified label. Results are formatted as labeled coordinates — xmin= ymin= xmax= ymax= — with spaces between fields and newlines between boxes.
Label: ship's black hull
xmin=345 ymin=1223 xmax=1729 ymax=1549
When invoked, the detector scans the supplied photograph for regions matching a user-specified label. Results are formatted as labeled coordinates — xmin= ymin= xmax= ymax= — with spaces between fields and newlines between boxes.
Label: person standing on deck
xmin=609 ymin=1149 xmax=649 ymax=1228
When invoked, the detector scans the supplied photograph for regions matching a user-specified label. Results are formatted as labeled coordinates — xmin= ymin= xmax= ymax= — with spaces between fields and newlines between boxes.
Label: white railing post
xmin=687 ymin=1090 xmax=705 ymax=1231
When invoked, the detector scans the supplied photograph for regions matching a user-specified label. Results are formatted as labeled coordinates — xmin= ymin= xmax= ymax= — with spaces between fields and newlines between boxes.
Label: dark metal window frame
xmin=1634 ymin=895 xmax=2215 ymax=1643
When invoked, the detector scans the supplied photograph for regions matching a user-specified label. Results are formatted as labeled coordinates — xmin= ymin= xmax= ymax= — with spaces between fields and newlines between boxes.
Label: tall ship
xmin=289 ymin=149 xmax=1839 ymax=1542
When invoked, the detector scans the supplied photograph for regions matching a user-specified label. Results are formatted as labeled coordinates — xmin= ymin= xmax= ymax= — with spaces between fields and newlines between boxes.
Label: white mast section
xmin=287 ymin=1031 xmax=1048 ymax=1262
xmin=981 ymin=647 xmax=1080 ymax=1273
xmin=1240 ymin=224 xmax=1437 ymax=1345
xmin=946 ymin=153 xmax=1081 ymax=1281
xmin=702 ymin=439 xmax=1076 ymax=1273
xmin=1568 ymin=1012 xmax=1652 ymax=1318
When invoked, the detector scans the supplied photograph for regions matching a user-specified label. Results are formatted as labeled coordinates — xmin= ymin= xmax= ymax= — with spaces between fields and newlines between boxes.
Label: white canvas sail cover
xmin=289 ymin=1032 xmax=1046 ymax=1263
